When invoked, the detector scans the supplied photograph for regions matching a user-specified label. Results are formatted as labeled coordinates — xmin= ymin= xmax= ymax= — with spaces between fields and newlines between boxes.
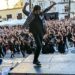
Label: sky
xmin=0 ymin=0 xmax=20 ymax=10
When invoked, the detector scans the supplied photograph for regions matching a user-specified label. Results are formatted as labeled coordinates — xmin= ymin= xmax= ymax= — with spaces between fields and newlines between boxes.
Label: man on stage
xmin=22 ymin=1 xmax=56 ymax=65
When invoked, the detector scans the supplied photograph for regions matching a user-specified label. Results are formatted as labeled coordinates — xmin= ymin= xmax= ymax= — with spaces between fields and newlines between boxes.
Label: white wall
xmin=31 ymin=0 xmax=65 ymax=19
xmin=23 ymin=0 xmax=75 ymax=19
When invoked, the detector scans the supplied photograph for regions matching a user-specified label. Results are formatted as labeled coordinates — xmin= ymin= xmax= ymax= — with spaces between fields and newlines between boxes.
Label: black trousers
xmin=20 ymin=46 xmax=25 ymax=57
xmin=33 ymin=32 xmax=43 ymax=62
xmin=0 ymin=49 xmax=4 ymax=58
xmin=21 ymin=49 xmax=25 ymax=57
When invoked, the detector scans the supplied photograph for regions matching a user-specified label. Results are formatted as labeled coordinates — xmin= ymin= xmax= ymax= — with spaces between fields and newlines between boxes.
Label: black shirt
xmin=29 ymin=14 xmax=43 ymax=34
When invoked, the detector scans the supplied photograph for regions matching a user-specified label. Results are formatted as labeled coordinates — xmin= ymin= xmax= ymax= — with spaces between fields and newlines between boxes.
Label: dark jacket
xmin=22 ymin=4 xmax=55 ymax=34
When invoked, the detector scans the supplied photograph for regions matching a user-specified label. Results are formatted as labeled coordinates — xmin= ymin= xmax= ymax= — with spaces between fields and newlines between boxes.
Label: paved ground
xmin=0 ymin=51 xmax=29 ymax=75
xmin=1 ymin=46 xmax=75 ymax=75
xmin=9 ymin=47 xmax=75 ymax=75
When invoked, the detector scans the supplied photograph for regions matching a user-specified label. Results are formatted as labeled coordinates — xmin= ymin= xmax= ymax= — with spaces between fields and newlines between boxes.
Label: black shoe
xmin=33 ymin=60 xmax=40 ymax=64
xmin=33 ymin=61 xmax=41 ymax=65
xmin=37 ymin=60 xmax=40 ymax=64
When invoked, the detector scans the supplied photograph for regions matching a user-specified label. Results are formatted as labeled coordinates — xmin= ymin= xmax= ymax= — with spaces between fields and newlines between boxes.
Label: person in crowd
xmin=0 ymin=42 xmax=4 ymax=58
xmin=42 ymin=33 xmax=55 ymax=54
xmin=56 ymin=32 xmax=65 ymax=53
xmin=15 ymin=40 xmax=20 ymax=54
xmin=67 ymin=31 xmax=73 ymax=47
xmin=0 ymin=16 xmax=75 ymax=59
xmin=8 ymin=40 xmax=15 ymax=58
xmin=62 ymin=32 xmax=68 ymax=49
xmin=72 ymin=33 xmax=75 ymax=47
xmin=20 ymin=40 xmax=26 ymax=57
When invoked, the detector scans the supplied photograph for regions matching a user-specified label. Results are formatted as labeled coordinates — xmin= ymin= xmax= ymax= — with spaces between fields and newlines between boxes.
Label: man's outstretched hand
xmin=25 ymin=2 xmax=29 ymax=7
xmin=23 ymin=2 xmax=29 ymax=9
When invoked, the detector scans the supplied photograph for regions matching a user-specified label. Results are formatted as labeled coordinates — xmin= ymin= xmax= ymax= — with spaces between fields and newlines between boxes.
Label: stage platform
xmin=9 ymin=53 xmax=75 ymax=75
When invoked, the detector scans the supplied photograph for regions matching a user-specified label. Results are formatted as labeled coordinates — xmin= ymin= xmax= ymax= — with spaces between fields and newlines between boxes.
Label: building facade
xmin=0 ymin=0 xmax=75 ymax=21
xmin=0 ymin=0 xmax=26 ymax=21
xmin=31 ymin=0 xmax=75 ymax=19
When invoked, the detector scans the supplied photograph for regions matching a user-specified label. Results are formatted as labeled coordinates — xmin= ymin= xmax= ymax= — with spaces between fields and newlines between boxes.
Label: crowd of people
xmin=0 ymin=25 xmax=35 ymax=58
xmin=43 ymin=18 xmax=75 ymax=54
xmin=0 ymin=18 xmax=75 ymax=58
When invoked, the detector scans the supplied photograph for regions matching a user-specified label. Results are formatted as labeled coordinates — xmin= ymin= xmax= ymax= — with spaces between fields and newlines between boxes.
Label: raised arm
xmin=22 ymin=2 xmax=30 ymax=16
xmin=42 ymin=2 xmax=56 ymax=14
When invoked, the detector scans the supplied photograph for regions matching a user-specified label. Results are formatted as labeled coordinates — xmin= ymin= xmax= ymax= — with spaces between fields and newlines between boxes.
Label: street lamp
xmin=68 ymin=0 xmax=71 ymax=18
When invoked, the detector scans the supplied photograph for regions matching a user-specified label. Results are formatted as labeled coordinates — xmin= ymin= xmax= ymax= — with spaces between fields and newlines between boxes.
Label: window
xmin=7 ymin=14 xmax=12 ymax=20
xmin=62 ymin=0 xmax=69 ymax=2
xmin=17 ymin=13 xmax=22 ymax=19
xmin=0 ymin=16 xmax=2 ymax=22
xmin=0 ymin=16 xmax=2 ymax=19
xmin=65 ymin=8 xmax=69 ymax=12
xmin=65 ymin=5 xmax=69 ymax=12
